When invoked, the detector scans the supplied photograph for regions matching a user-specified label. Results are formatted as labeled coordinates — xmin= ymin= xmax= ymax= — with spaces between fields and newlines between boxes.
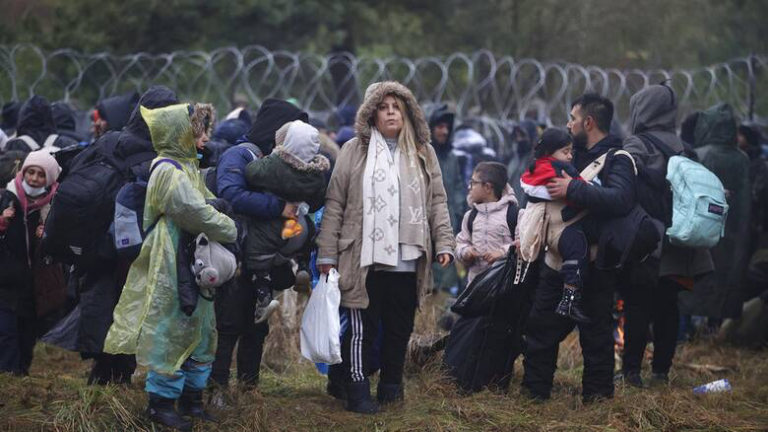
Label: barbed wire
xmin=1 ymin=44 xmax=765 ymax=154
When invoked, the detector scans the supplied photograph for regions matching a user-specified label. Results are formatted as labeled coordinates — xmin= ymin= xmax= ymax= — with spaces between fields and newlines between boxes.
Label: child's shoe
xmin=555 ymin=285 xmax=590 ymax=323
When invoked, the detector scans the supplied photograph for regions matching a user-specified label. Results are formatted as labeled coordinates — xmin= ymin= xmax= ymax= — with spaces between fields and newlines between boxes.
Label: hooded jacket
xmin=456 ymin=184 xmax=516 ymax=282
xmin=245 ymin=99 xmax=308 ymax=156
xmin=4 ymin=96 xmax=77 ymax=152
xmin=52 ymin=102 xmax=86 ymax=143
xmin=104 ymin=104 xmax=237 ymax=373
xmin=316 ymin=81 xmax=455 ymax=309
xmin=96 ymin=92 xmax=140 ymax=133
xmin=1 ymin=101 xmax=20 ymax=136
xmin=428 ymin=104 xmax=465 ymax=232
xmin=114 ymin=86 xmax=179 ymax=180
xmin=623 ymin=85 xmax=713 ymax=279
xmin=679 ymin=104 xmax=751 ymax=319
xmin=624 ymin=85 xmax=686 ymax=172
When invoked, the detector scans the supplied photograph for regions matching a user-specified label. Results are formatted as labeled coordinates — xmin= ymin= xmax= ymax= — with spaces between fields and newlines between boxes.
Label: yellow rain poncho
xmin=104 ymin=104 xmax=237 ymax=374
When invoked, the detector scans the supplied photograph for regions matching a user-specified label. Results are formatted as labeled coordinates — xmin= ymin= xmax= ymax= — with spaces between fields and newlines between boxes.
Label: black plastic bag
xmin=451 ymin=249 xmax=516 ymax=317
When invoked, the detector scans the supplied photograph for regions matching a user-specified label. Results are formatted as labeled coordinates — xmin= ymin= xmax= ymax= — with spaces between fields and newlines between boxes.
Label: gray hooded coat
xmin=623 ymin=85 xmax=713 ymax=280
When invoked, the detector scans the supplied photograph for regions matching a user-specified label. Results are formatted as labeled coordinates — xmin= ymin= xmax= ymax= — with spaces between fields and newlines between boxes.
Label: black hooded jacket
xmin=5 ymin=96 xmax=77 ymax=151
xmin=245 ymin=99 xmax=308 ymax=156
xmin=567 ymin=134 xmax=636 ymax=218
xmin=114 ymin=86 xmax=179 ymax=179
xmin=52 ymin=102 xmax=87 ymax=143
xmin=97 ymin=92 xmax=140 ymax=133
xmin=1 ymin=101 xmax=21 ymax=135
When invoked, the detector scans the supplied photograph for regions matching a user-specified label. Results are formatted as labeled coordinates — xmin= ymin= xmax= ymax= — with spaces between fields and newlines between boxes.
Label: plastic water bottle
xmin=693 ymin=379 xmax=732 ymax=394
xmin=297 ymin=202 xmax=310 ymax=217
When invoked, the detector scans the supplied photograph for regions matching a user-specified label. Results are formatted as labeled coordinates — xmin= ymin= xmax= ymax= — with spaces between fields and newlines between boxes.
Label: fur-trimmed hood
xmin=191 ymin=103 xmax=216 ymax=138
xmin=354 ymin=81 xmax=431 ymax=147
xmin=272 ymin=145 xmax=330 ymax=173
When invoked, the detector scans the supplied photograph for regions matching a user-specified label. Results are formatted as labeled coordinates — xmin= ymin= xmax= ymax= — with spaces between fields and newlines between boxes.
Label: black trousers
xmin=88 ymin=353 xmax=137 ymax=384
xmin=620 ymin=276 xmax=680 ymax=375
xmin=522 ymin=264 xmax=616 ymax=400
xmin=340 ymin=271 xmax=417 ymax=384
xmin=16 ymin=313 xmax=38 ymax=375
xmin=210 ymin=276 xmax=270 ymax=387
xmin=558 ymin=223 xmax=589 ymax=289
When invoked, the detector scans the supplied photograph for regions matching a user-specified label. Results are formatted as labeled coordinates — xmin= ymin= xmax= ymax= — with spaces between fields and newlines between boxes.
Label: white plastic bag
xmin=300 ymin=268 xmax=342 ymax=364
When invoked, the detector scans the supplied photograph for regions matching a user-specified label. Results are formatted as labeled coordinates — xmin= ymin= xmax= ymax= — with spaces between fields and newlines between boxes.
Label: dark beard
xmin=572 ymin=130 xmax=588 ymax=150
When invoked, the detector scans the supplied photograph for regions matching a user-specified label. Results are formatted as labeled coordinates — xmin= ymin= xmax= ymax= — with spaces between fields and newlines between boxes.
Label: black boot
xmin=555 ymin=286 xmax=590 ymax=323
xmin=376 ymin=382 xmax=404 ymax=405
xmin=346 ymin=380 xmax=378 ymax=414
xmin=146 ymin=393 xmax=192 ymax=432
xmin=327 ymin=380 xmax=346 ymax=400
xmin=178 ymin=388 xmax=217 ymax=423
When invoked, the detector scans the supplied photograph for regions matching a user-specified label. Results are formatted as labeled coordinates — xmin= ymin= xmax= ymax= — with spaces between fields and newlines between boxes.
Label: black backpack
xmin=594 ymin=148 xmax=663 ymax=269
xmin=466 ymin=202 xmax=519 ymax=237
xmin=0 ymin=150 xmax=26 ymax=186
xmin=43 ymin=132 xmax=155 ymax=268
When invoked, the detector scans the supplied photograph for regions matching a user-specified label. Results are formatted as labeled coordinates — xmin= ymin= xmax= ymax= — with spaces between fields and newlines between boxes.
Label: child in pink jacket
xmin=456 ymin=162 xmax=517 ymax=283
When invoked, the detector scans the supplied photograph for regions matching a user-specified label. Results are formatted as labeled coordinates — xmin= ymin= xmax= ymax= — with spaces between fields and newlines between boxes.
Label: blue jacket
xmin=216 ymin=144 xmax=284 ymax=219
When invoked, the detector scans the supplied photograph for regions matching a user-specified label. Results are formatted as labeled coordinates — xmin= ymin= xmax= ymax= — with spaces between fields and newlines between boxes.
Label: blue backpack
xmin=665 ymin=155 xmax=728 ymax=248
xmin=113 ymin=158 xmax=182 ymax=260
xmin=636 ymin=133 xmax=728 ymax=249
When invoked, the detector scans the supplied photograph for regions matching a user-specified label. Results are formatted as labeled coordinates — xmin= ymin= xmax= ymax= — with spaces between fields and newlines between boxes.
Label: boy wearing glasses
xmin=455 ymin=162 xmax=517 ymax=283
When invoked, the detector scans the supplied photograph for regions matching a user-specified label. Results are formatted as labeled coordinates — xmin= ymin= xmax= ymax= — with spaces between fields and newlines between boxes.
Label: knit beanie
xmin=275 ymin=120 xmax=320 ymax=163
xmin=22 ymin=149 xmax=61 ymax=187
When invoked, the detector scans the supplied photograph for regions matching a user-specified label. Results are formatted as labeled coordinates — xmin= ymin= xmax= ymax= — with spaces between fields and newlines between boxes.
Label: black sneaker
xmin=649 ymin=372 xmax=669 ymax=386
xmin=619 ymin=370 xmax=644 ymax=388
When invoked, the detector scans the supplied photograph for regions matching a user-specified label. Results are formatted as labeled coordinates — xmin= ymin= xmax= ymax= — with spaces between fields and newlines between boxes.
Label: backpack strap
xmin=467 ymin=208 xmax=478 ymax=237
xmin=468 ymin=202 xmax=519 ymax=239
xmin=16 ymin=135 xmax=40 ymax=151
xmin=125 ymin=151 xmax=159 ymax=169
xmin=43 ymin=134 xmax=59 ymax=149
xmin=144 ymin=159 xmax=183 ymax=235
xmin=636 ymin=132 xmax=683 ymax=161
xmin=506 ymin=202 xmax=519 ymax=235
xmin=149 ymin=158 xmax=183 ymax=176
xmin=611 ymin=149 xmax=638 ymax=175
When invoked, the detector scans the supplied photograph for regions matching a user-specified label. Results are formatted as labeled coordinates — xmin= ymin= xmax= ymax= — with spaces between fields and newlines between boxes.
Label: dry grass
xmin=2 ymin=292 xmax=767 ymax=431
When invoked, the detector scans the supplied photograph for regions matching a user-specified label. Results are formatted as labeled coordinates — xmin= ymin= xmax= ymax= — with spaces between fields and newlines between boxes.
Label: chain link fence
xmin=2 ymin=44 xmax=765 ymax=151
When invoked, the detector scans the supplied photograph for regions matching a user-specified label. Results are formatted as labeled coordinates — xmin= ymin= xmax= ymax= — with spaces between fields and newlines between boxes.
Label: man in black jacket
xmin=522 ymin=94 xmax=636 ymax=402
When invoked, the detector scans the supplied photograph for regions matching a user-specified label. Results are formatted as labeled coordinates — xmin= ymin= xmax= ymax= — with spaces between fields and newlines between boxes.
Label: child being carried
xmin=518 ymin=128 xmax=594 ymax=323
xmin=244 ymin=120 xmax=330 ymax=323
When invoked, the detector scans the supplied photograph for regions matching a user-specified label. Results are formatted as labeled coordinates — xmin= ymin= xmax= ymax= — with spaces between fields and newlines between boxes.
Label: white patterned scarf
xmin=361 ymin=128 xmax=427 ymax=268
